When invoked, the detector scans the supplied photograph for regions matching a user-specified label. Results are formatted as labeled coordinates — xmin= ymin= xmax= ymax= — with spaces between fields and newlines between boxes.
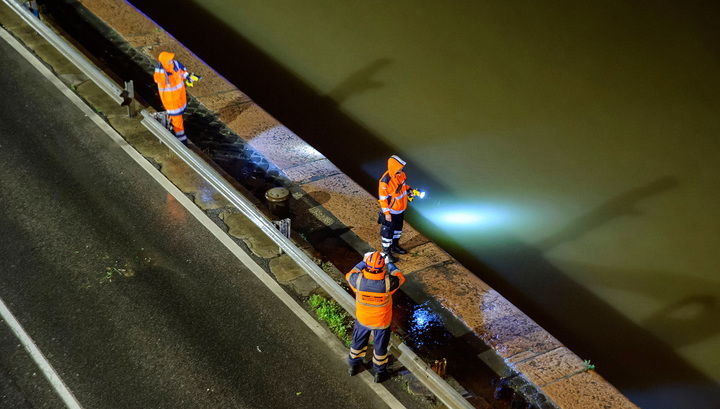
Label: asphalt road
xmin=0 ymin=29 xmax=394 ymax=409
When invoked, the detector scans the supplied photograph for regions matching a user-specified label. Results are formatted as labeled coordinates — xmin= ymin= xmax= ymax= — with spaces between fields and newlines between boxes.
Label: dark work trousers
xmin=347 ymin=322 xmax=391 ymax=374
xmin=380 ymin=211 xmax=404 ymax=253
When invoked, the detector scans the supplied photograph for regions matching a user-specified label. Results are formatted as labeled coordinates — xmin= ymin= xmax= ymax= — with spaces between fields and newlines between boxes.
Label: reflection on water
xmin=419 ymin=201 xmax=512 ymax=231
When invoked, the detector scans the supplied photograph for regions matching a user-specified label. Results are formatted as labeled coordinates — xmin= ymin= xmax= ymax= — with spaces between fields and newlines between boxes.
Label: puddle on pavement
xmin=394 ymin=299 xmax=453 ymax=356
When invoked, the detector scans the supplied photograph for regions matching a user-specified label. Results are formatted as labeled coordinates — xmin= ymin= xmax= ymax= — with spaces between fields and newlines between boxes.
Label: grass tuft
xmin=309 ymin=294 xmax=353 ymax=346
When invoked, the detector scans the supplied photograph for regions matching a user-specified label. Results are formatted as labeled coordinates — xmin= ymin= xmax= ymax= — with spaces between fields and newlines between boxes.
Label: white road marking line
xmin=0 ymin=26 xmax=84 ymax=409
xmin=0 ymin=298 xmax=84 ymax=409
xmin=1 ymin=20 xmax=405 ymax=409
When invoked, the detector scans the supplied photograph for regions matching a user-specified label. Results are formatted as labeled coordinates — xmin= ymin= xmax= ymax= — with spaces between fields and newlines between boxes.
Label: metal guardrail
xmin=140 ymin=110 xmax=474 ymax=409
xmin=3 ymin=0 xmax=135 ymax=116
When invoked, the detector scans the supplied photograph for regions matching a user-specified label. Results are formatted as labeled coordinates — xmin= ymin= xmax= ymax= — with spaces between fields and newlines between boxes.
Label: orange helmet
xmin=364 ymin=251 xmax=386 ymax=272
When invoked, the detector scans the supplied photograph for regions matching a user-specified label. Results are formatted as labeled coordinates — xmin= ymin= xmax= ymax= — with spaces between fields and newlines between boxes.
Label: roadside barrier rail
xmin=3 ymin=0 xmax=136 ymax=116
xmin=141 ymin=110 xmax=474 ymax=409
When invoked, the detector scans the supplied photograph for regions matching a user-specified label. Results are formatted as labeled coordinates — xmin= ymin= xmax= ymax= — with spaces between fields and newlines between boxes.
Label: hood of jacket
xmin=158 ymin=51 xmax=175 ymax=72
xmin=387 ymin=155 xmax=406 ymax=175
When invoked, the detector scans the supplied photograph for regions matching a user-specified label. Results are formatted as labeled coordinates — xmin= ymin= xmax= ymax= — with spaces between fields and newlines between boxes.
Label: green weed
xmin=320 ymin=261 xmax=333 ymax=273
xmin=308 ymin=294 xmax=352 ymax=347
xmin=102 ymin=267 xmax=126 ymax=283
xmin=583 ymin=360 xmax=595 ymax=371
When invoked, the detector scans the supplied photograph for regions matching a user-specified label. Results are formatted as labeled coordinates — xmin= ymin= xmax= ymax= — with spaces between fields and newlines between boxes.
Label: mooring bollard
xmin=265 ymin=187 xmax=290 ymax=219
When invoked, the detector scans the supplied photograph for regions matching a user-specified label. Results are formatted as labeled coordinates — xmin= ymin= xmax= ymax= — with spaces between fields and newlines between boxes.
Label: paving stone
xmin=0 ymin=3 xmax=25 ymax=30
xmin=76 ymin=79 xmax=122 ymax=114
xmin=283 ymin=158 xmax=342 ymax=185
xmin=197 ymin=89 xmax=252 ymax=113
xmin=192 ymin=180 xmax=231 ymax=210
xmin=184 ymin=70 xmax=237 ymax=99
xmin=512 ymin=347 xmax=587 ymax=387
xmin=27 ymin=41 xmax=80 ymax=74
xmin=245 ymin=125 xmax=326 ymax=170
xmin=120 ymin=124 xmax=168 ymax=159
xmin=220 ymin=211 xmax=280 ymax=259
xmin=543 ymin=371 xmax=639 ymax=409
xmin=482 ymin=313 xmax=562 ymax=360
xmin=127 ymin=32 xmax=168 ymax=49
xmin=288 ymin=274 xmax=321 ymax=297
xmin=302 ymin=174 xmax=378 ymax=243
xmin=159 ymin=156 xmax=201 ymax=193
xmin=224 ymin=104 xmax=280 ymax=142
xmin=58 ymin=73 xmax=89 ymax=87
xmin=505 ymin=350 xmax=542 ymax=366
xmin=395 ymin=241 xmax=451 ymax=275
xmin=308 ymin=205 xmax=336 ymax=227
xmin=415 ymin=262 xmax=492 ymax=311
xmin=106 ymin=112 xmax=147 ymax=139
xmin=80 ymin=0 xmax=158 ymax=37
xmin=269 ymin=254 xmax=305 ymax=284
xmin=471 ymin=293 xmax=563 ymax=360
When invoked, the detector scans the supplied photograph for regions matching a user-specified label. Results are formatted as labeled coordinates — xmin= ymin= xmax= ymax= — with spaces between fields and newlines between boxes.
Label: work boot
xmin=348 ymin=365 xmax=360 ymax=376
xmin=374 ymin=371 xmax=389 ymax=383
xmin=391 ymin=239 xmax=408 ymax=254
xmin=382 ymin=250 xmax=397 ymax=263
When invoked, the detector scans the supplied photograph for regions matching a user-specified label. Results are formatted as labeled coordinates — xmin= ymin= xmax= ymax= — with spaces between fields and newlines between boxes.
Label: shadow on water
xmin=536 ymin=176 xmax=680 ymax=252
xmin=44 ymin=0 xmax=720 ymax=407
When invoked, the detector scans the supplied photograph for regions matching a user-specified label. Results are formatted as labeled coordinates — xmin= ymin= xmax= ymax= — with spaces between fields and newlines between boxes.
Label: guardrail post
xmin=121 ymin=80 xmax=136 ymax=118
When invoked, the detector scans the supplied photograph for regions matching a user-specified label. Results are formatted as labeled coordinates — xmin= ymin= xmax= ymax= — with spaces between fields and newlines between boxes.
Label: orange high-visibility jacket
xmin=378 ymin=155 xmax=411 ymax=216
xmin=346 ymin=261 xmax=405 ymax=329
xmin=153 ymin=52 xmax=188 ymax=115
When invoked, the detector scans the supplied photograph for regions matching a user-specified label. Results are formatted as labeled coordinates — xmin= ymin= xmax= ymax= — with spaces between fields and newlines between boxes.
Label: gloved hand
xmin=185 ymin=73 xmax=200 ymax=87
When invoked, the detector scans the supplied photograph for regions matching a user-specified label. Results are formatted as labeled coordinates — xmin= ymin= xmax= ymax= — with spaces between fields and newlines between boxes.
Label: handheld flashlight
xmin=410 ymin=189 xmax=426 ymax=201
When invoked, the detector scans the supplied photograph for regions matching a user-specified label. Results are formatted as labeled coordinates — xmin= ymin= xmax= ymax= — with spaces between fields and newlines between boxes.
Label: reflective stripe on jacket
xmin=379 ymin=155 xmax=410 ymax=215
xmin=346 ymin=261 xmax=405 ymax=329
xmin=153 ymin=51 xmax=188 ymax=115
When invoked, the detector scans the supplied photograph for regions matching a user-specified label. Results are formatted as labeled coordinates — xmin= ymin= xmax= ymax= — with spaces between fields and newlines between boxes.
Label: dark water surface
xmin=119 ymin=1 xmax=720 ymax=407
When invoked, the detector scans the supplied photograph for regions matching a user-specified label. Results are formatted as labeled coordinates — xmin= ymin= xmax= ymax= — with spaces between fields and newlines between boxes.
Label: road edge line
xmin=0 ymin=25 xmax=85 ymax=409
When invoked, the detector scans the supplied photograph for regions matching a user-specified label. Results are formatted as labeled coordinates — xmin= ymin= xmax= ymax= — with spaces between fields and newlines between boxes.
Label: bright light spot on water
xmin=419 ymin=204 xmax=509 ymax=229
xmin=441 ymin=211 xmax=483 ymax=225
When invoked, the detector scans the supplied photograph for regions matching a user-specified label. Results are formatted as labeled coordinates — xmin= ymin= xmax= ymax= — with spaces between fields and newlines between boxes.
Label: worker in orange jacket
xmin=153 ymin=51 xmax=195 ymax=145
xmin=346 ymin=251 xmax=405 ymax=383
xmin=378 ymin=155 xmax=413 ymax=263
